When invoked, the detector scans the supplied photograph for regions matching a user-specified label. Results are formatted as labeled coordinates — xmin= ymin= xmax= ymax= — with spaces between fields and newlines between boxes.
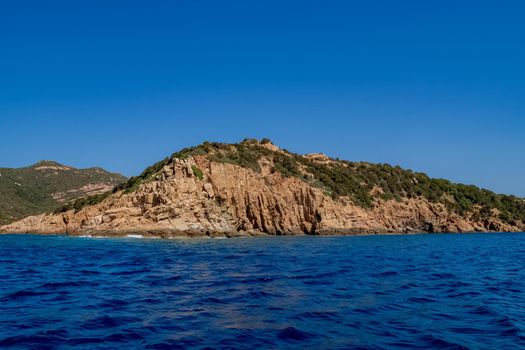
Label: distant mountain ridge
xmin=1 ymin=139 xmax=523 ymax=236
xmin=0 ymin=161 xmax=126 ymax=225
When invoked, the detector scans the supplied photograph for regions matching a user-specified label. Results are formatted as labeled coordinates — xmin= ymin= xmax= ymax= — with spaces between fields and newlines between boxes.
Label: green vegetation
xmin=272 ymin=153 xmax=301 ymax=178
xmin=55 ymin=192 xmax=112 ymax=214
xmin=0 ymin=161 xmax=126 ymax=224
xmin=191 ymin=165 xmax=204 ymax=180
xmin=113 ymin=156 xmax=171 ymax=194
xmin=209 ymin=146 xmax=264 ymax=172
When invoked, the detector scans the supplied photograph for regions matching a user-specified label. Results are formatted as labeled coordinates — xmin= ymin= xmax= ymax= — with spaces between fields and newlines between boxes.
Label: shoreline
xmin=1 ymin=230 xmax=522 ymax=239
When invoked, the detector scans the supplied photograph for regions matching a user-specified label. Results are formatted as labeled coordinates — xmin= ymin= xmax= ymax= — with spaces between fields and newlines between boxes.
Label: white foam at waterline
xmin=126 ymin=234 xmax=144 ymax=239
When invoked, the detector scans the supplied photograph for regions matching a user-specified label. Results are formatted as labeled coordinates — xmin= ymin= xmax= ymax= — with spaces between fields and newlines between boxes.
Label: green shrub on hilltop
xmin=271 ymin=154 xmax=301 ymax=178
xmin=113 ymin=156 xmax=171 ymax=194
xmin=296 ymin=159 xmax=375 ymax=207
xmin=208 ymin=143 xmax=273 ymax=173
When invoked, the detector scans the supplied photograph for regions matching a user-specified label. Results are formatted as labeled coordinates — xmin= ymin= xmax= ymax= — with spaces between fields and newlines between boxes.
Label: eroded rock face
xmin=1 ymin=155 xmax=521 ymax=237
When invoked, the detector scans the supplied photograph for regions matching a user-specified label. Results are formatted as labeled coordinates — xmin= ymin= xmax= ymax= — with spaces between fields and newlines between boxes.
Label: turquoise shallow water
xmin=1 ymin=233 xmax=525 ymax=349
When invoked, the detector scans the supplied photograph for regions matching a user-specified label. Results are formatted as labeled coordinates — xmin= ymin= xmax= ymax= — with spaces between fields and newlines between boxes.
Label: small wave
xmin=447 ymin=291 xmax=481 ymax=298
xmin=277 ymin=327 xmax=316 ymax=341
xmin=374 ymin=270 xmax=400 ymax=277
xmin=44 ymin=294 xmax=70 ymax=302
xmin=239 ymin=276 xmax=276 ymax=284
xmin=495 ymin=316 xmax=521 ymax=337
xmin=98 ymin=299 xmax=130 ymax=309
xmin=0 ymin=329 xmax=69 ymax=347
xmin=145 ymin=275 xmax=182 ymax=286
xmin=81 ymin=315 xmax=141 ymax=330
xmin=78 ymin=269 xmax=101 ymax=275
xmin=431 ymin=272 xmax=457 ymax=279
xmin=303 ymin=280 xmax=334 ymax=286
xmin=408 ymin=296 xmax=437 ymax=303
xmin=470 ymin=305 xmax=493 ymax=316
xmin=40 ymin=281 xmax=99 ymax=289
xmin=110 ymin=268 xmax=151 ymax=275
xmin=419 ymin=334 xmax=469 ymax=349
xmin=448 ymin=326 xmax=484 ymax=335
xmin=81 ymin=315 xmax=121 ymax=330
xmin=290 ymin=271 xmax=339 ymax=280
xmin=202 ymin=297 xmax=226 ymax=304
xmin=67 ymin=331 xmax=144 ymax=346
xmin=2 ymin=289 xmax=48 ymax=301
xmin=126 ymin=234 xmax=144 ymax=238
xmin=146 ymin=338 xmax=202 ymax=349
xmin=247 ymin=290 xmax=279 ymax=298
xmin=297 ymin=310 xmax=339 ymax=321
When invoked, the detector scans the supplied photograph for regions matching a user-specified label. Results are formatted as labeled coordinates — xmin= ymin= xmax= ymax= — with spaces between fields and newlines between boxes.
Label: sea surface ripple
xmin=1 ymin=233 xmax=525 ymax=349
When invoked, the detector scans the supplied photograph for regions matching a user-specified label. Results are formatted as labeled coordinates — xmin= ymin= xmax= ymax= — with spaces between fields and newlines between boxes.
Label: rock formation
xmin=1 ymin=141 xmax=523 ymax=237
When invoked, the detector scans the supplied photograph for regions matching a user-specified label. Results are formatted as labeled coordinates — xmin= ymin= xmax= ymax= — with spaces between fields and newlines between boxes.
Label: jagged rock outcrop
xmin=1 ymin=144 xmax=522 ymax=237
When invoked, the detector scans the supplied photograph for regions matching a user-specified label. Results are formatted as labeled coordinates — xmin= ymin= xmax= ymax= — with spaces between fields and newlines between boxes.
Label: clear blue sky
xmin=1 ymin=1 xmax=524 ymax=196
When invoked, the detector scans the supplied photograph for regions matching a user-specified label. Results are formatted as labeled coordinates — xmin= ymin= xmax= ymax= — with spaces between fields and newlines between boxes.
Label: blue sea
xmin=1 ymin=233 xmax=525 ymax=349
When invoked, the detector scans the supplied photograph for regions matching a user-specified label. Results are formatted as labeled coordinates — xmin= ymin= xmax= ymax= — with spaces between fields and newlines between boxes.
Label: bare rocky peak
xmin=32 ymin=160 xmax=73 ymax=171
xmin=259 ymin=140 xmax=281 ymax=152
xmin=303 ymin=153 xmax=332 ymax=163
xmin=33 ymin=160 xmax=68 ymax=166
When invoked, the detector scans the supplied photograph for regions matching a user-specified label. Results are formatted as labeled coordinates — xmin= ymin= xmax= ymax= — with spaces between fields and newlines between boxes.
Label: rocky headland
xmin=1 ymin=140 xmax=524 ymax=237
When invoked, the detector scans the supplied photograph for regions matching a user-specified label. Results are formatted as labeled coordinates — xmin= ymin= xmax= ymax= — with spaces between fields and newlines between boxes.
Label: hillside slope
xmin=0 ymin=161 xmax=126 ymax=225
xmin=1 ymin=140 xmax=524 ymax=236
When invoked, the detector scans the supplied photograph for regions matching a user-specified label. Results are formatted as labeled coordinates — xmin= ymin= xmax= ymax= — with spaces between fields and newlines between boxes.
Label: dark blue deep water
xmin=1 ymin=233 xmax=525 ymax=349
